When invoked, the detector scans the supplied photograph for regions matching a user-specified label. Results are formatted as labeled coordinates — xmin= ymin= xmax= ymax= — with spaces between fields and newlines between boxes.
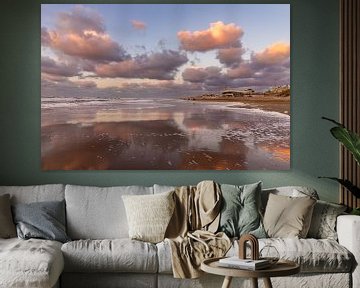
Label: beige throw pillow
xmin=122 ymin=191 xmax=175 ymax=243
xmin=0 ymin=194 xmax=17 ymax=238
xmin=263 ymin=193 xmax=316 ymax=238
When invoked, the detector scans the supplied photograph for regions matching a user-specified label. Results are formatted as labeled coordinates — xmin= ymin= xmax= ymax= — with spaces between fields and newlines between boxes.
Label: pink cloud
xmin=41 ymin=6 xmax=127 ymax=62
xmin=182 ymin=68 xmax=208 ymax=83
xmin=182 ymin=66 xmax=233 ymax=89
xmin=178 ymin=21 xmax=243 ymax=52
xmin=41 ymin=73 xmax=68 ymax=83
xmin=252 ymin=42 xmax=290 ymax=66
xmin=131 ymin=20 xmax=147 ymax=30
xmin=95 ymin=50 xmax=188 ymax=80
xmin=182 ymin=67 xmax=222 ymax=83
xmin=226 ymin=42 xmax=290 ymax=82
xmin=226 ymin=64 xmax=254 ymax=79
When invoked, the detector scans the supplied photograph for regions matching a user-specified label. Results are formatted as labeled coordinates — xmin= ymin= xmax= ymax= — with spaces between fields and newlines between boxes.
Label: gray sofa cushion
xmin=65 ymin=185 xmax=153 ymax=239
xmin=0 ymin=184 xmax=65 ymax=204
xmin=61 ymin=239 xmax=158 ymax=273
xmin=0 ymin=238 xmax=64 ymax=288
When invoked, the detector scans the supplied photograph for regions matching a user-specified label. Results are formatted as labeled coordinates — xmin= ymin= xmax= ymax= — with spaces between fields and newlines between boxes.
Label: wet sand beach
xmin=41 ymin=98 xmax=290 ymax=170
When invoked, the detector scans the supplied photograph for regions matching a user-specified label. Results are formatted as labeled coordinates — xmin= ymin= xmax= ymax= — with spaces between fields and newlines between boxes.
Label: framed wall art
xmin=41 ymin=4 xmax=290 ymax=170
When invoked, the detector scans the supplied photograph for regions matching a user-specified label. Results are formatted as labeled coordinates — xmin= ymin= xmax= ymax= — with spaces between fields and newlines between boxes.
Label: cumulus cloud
xmin=217 ymin=47 xmax=245 ymax=67
xmin=182 ymin=68 xmax=208 ymax=83
xmin=56 ymin=5 xmax=105 ymax=35
xmin=252 ymin=42 xmax=290 ymax=66
xmin=131 ymin=20 xmax=146 ymax=30
xmin=182 ymin=67 xmax=221 ymax=83
xmin=226 ymin=42 xmax=290 ymax=83
xmin=95 ymin=50 xmax=188 ymax=80
xmin=178 ymin=21 xmax=243 ymax=52
xmin=183 ymin=42 xmax=290 ymax=91
xmin=41 ymin=6 xmax=289 ymax=95
xmin=41 ymin=6 xmax=127 ymax=62
xmin=182 ymin=67 xmax=233 ymax=90
xmin=41 ymin=56 xmax=80 ymax=77
xmin=226 ymin=64 xmax=254 ymax=79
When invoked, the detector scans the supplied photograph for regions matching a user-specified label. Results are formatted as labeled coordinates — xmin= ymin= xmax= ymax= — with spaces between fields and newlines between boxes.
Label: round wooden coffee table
xmin=201 ymin=257 xmax=300 ymax=288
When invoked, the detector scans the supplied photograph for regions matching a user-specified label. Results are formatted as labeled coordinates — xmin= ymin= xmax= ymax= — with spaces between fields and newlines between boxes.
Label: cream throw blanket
xmin=165 ymin=181 xmax=231 ymax=278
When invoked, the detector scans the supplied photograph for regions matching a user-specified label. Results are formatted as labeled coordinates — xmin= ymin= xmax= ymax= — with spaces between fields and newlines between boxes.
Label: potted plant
xmin=320 ymin=117 xmax=360 ymax=215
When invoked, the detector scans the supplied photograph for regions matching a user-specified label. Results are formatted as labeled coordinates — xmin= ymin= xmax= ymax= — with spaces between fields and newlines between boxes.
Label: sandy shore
xmin=186 ymin=97 xmax=291 ymax=115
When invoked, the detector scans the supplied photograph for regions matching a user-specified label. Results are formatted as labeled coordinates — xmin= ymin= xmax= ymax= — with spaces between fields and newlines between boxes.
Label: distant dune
xmin=182 ymin=85 xmax=290 ymax=102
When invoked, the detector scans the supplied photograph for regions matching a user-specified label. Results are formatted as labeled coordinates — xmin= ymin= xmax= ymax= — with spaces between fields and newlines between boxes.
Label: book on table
xmin=218 ymin=257 xmax=271 ymax=270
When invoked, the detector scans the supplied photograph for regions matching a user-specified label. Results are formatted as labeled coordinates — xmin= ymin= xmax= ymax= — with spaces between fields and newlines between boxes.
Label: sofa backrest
xmin=0 ymin=184 xmax=65 ymax=204
xmin=0 ymin=184 xmax=320 ymax=240
xmin=65 ymin=184 xmax=153 ymax=240
xmin=261 ymin=186 xmax=319 ymax=212
xmin=153 ymin=184 xmax=176 ymax=194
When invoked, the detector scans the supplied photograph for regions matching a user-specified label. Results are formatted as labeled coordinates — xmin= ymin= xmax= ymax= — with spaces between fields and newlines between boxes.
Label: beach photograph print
xmin=41 ymin=4 xmax=290 ymax=170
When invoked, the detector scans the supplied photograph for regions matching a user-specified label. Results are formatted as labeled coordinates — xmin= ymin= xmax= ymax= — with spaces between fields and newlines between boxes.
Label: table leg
xmin=263 ymin=277 xmax=273 ymax=288
xmin=221 ymin=276 xmax=233 ymax=288
xmin=251 ymin=278 xmax=258 ymax=288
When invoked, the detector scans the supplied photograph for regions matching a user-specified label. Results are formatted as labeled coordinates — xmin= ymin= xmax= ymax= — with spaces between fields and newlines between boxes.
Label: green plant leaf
xmin=330 ymin=127 xmax=360 ymax=165
xmin=322 ymin=117 xmax=360 ymax=165
xmin=351 ymin=208 xmax=360 ymax=215
xmin=322 ymin=116 xmax=344 ymax=127
xmin=318 ymin=177 xmax=360 ymax=198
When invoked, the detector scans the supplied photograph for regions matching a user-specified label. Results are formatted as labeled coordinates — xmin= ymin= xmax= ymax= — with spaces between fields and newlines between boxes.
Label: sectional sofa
xmin=0 ymin=183 xmax=359 ymax=288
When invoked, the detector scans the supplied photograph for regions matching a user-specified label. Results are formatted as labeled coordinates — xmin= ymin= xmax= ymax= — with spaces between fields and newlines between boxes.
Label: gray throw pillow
xmin=12 ymin=200 xmax=70 ymax=243
xmin=218 ymin=182 xmax=266 ymax=238
xmin=307 ymin=200 xmax=347 ymax=240
xmin=0 ymin=194 xmax=16 ymax=238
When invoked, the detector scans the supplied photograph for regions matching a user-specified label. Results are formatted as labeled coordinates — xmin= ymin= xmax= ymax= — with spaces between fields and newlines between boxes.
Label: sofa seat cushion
xmin=231 ymin=238 xmax=353 ymax=273
xmin=0 ymin=238 xmax=64 ymax=288
xmin=157 ymin=238 xmax=353 ymax=274
xmin=62 ymin=239 xmax=158 ymax=273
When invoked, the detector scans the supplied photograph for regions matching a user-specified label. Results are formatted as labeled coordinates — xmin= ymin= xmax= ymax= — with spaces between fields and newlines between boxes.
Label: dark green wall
xmin=0 ymin=0 xmax=340 ymax=202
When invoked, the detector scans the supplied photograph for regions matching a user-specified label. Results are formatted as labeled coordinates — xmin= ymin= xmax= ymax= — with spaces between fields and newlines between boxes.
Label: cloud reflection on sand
xmin=41 ymin=98 xmax=290 ymax=170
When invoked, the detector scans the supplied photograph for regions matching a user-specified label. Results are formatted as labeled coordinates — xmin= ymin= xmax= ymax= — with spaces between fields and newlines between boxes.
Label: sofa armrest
xmin=337 ymin=215 xmax=360 ymax=288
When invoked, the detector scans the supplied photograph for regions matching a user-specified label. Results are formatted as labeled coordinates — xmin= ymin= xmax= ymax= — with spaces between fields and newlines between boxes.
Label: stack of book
xmin=218 ymin=257 xmax=271 ymax=270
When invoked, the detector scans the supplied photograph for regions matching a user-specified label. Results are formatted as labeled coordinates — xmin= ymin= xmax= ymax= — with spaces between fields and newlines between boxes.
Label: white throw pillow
xmin=122 ymin=191 xmax=175 ymax=243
